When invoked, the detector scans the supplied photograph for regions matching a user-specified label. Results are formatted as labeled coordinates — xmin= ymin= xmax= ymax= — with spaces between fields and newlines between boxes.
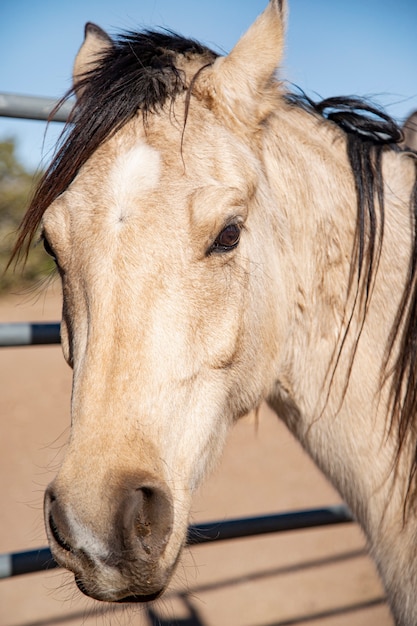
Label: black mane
xmin=288 ymin=92 xmax=417 ymax=510
xmin=286 ymin=91 xmax=405 ymax=316
xmin=286 ymin=92 xmax=403 ymax=145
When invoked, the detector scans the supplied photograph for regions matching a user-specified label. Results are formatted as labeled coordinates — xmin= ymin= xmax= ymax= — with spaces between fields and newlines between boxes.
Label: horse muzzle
xmin=44 ymin=472 xmax=177 ymax=602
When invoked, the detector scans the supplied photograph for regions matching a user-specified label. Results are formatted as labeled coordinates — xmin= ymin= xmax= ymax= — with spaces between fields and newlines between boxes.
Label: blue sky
xmin=1 ymin=0 xmax=416 ymax=171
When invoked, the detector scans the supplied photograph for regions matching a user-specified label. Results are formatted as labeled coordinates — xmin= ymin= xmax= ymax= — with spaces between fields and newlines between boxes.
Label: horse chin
xmin=75 ymin=576 xmax=165 ymax=604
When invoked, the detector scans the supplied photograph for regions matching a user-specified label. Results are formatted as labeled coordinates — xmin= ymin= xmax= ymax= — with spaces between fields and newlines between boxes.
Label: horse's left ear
xmin=210 ymin=0 xmax=287 ymax=127
xmin=73 ymin=22 xmax=114 ymax=97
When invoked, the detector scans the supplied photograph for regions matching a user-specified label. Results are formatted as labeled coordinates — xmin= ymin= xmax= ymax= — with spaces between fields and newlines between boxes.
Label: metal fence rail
xmin=0 ymin=322 xmax=60 ymax=346
xmin=0 ymin=505 xmax=353 ymax=579
xmin=0 ymin=92 xmax=72 ymax=122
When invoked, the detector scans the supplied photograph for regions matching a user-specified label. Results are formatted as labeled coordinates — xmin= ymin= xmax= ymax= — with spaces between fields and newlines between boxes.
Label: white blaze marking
xmin=110 ymin=142 xmax=161 ymax=215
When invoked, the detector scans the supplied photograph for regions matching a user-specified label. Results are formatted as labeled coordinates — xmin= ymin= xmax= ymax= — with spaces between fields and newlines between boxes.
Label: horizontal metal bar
xmin=0 ymin=323 xmax=61 ymax=346
xmin=186 ymin=505 xmax=353 ymax=545
xmin=0 ymin=506 xmax=353 ymax=578
xmin=0 ymin=92 xmax=72 ymax=122
xmin=0 ymin=548 xmax=57 ymax=578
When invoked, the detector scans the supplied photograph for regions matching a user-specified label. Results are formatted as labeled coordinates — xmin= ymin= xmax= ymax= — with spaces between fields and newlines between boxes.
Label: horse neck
xmin=263 ymin=105 xmax=362 ymax=422
xmin=262 ymin=105 xmax=417 ymax=623
xmin=263 ymin=104 xmax=415 ymax=516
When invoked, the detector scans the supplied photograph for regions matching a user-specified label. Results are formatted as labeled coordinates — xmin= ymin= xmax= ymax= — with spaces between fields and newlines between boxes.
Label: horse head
xmin=40 ymin=0 xmax=288 ymax=602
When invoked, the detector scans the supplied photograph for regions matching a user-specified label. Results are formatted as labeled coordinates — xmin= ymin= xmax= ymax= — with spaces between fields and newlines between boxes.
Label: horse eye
xmin=42 ymin=235 xmax=57 ymax=261
xmin=210 ymin=223 xmax=241 ymax=254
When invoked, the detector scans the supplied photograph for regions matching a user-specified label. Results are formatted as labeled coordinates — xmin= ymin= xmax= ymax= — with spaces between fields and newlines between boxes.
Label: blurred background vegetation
xmin=0 ymin=138 xmax=54 ymax=294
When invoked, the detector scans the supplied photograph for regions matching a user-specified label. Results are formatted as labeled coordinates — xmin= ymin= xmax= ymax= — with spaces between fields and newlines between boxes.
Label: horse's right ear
xmin=209 ymin=0 xmax=287 ymax=130
xmin=73 ymin=23 xmax=113 ymax=97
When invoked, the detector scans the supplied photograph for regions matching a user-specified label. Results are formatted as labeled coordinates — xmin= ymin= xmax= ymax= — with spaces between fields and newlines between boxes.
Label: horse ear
xmin=73 ymin=23 xmax=113 ymax=97
xmin=402 ymin=111 xmax=417 ymax=151
xmin=211 ymin=0 xmax=287 ymax=127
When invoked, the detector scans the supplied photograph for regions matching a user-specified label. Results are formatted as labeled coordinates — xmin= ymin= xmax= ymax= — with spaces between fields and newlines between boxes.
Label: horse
xmin=10 ymin=1 xmax=417 ymax=624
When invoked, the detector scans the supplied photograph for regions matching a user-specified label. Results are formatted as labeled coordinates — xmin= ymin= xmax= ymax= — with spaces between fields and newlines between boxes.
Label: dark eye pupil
xmin=216 ymin=224 xmax=240 ymax=249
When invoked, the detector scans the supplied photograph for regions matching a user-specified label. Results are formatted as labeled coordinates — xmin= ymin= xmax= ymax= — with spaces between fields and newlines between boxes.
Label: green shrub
xmin=0 ymin=139 xmax=55 ymax=293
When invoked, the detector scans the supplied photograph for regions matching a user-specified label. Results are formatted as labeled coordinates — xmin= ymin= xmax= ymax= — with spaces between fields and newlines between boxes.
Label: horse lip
xmin=115 ymin=589 xmax=164 ymax=603
xmin=75 ymin=576 xmax=164 ymax=603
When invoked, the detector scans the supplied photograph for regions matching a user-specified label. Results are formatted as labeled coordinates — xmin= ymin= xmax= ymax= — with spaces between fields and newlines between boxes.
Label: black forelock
xmin=76 ymin=29 xmax=218 ymax=118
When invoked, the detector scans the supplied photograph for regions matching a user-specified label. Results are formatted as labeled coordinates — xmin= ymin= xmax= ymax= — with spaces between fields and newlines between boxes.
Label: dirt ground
xmin=0 ymin=285 xmax=394 ymax=626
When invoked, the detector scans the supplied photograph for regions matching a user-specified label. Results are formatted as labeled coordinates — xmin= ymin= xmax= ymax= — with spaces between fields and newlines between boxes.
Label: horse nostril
xmin=49 ymin=512 xmax=73 ymax=553
xmin=45 ymin=487 xmax=73 ymax=554
xmin=119 ymin=483 xmax=173 ymax=558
